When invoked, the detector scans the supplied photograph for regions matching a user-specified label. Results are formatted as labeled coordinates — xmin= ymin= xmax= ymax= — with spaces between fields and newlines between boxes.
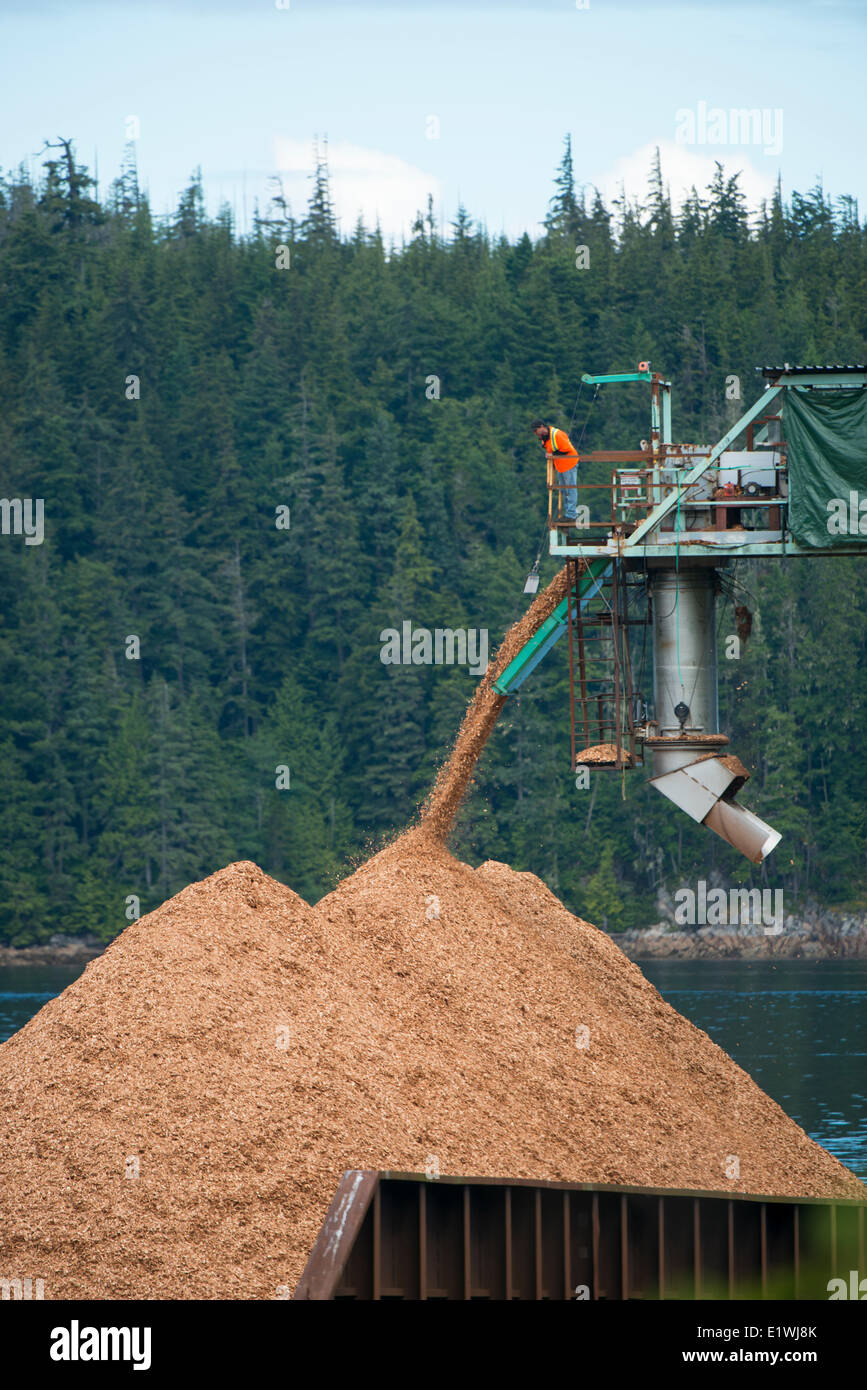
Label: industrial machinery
xmin=495 ymin=365 xmax=867 ymax=863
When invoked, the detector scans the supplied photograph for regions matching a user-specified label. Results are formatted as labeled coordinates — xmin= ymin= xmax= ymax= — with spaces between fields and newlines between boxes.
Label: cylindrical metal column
xmin=651 ymin=569 xmax=718 ymax=742
xmin=646 ymin=567 xmax=780 ymax=863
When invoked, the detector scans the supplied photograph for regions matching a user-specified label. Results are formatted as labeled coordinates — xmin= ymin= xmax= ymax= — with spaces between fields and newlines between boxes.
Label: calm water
xmin=0 ymin=965 xmax=84 ymax=1042
xmin=640 ymin=958 xmax=867 ymax=1180
xmin=2 ymin=958 xmax=865 ymax=1180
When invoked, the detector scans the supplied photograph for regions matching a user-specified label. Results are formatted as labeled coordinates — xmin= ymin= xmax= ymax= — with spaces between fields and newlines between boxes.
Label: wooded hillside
xmin=1 ymin=137 xmax=865 ymax=943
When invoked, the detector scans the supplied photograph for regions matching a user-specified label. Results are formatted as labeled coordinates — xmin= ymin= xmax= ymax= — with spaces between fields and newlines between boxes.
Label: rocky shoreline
xmin=615 ymin=914 xmax=867 ymax=960
xmin=3 ymin=914 xmax=867 ymax=966
xmin=0 ymin=938 xmax=104 ymax=968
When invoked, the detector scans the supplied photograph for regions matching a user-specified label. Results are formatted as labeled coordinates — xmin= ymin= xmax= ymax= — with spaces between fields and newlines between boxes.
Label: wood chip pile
xmin=1 ymin=568 xmax=861 ymax=1301
xmin=575 ymin=743 xmax=632 ymax=765
xmin=0 ymin=836 xmax=861 ymax=1299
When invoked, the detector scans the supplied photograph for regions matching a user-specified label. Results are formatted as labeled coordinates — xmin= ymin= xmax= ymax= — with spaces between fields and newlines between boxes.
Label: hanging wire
xmin=635 ymin=567 xmax=649 ymax=700
xmin=523 ymin=516 xmax=550 ymax=593
xmin=567 ymin=379 xmax=584 ymax=435
xmin=572 ymin=382 xmax=600 ymax=452
xmin=716 ymin=580 xmax=730 ymax=648
xmin=674 ymin=476 xmax=685 ymax=697
xmin=717 ymin=564 xmax=759 ymax=608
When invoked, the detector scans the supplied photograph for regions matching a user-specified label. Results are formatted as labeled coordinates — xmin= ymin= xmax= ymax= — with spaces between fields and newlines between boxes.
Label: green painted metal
xmin=492 ymin=557 xmax=610 ymax=696
xmin=492 ymin=601 xmax=568 ymax=694
xmin=581 ymin=370 xmax=653 ymax=385
xmin=624 ymin=384 xmax=784 ymax=549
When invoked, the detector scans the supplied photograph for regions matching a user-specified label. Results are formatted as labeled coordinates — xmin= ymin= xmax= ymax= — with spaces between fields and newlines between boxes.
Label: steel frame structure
xmin=494 ymin=365 xmax=867 ymax=860
xmin=295 ymin=1169 xmax=866 ymax=1301
xmin=551 ymin=366 xmax=867 ymax=562
xmin=496 ymin=365 xmax=867 ymax=700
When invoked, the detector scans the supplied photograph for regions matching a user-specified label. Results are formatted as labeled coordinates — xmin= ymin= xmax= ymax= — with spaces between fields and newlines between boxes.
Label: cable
xmin=573 ymin=383 xmax=600 ymax=453
xmin=674 ymin=475 xmax=684 ymax=697
xmin=568 ymin=379 xmax=584 ymax=435
xmin=637 ymin=574 xmax=649 ymax=692
xmin=524 ymin=516 xmax=550 ymax=590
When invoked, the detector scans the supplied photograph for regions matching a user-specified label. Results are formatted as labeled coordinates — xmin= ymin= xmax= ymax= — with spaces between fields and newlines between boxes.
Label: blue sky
xmin=1 ymin=0 xmax=865 ymax=241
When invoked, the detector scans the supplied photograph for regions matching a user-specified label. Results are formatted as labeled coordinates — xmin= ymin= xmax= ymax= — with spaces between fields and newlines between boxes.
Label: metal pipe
xmin=651 ymin=569 xmax=718 ymax=739
xmin=649 ymin=567 xmax=781 ymax=862
xmin=703 ymin=798 xmax=781 ymax=863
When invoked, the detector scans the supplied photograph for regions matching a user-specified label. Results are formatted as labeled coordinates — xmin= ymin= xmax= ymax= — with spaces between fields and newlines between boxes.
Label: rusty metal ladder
xmin=566 ymin=558 xmax=648 ymax=771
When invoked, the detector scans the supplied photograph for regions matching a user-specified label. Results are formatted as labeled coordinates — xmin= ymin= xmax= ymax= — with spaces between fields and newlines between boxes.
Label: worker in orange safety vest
xmin=531 ymin=419 xmax=579 ymax=520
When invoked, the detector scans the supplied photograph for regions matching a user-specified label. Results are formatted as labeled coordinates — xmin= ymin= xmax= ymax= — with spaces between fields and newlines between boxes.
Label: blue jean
xmin=557 ymin=466 xmax=578 ymax=519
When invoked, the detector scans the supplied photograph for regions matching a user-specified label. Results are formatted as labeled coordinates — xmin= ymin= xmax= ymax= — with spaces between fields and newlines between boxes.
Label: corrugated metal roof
xmin=758 ymin=363 xmax=867 ymax=376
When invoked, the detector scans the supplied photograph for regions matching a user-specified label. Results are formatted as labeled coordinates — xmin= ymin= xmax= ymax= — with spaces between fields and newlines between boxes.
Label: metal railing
xmin=547 ymin=446 xmax=789 ymax=542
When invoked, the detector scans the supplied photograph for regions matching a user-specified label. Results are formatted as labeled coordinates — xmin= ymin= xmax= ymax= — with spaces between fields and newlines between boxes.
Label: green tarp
xmin=783 ymin=387 xmax=867 ymax=546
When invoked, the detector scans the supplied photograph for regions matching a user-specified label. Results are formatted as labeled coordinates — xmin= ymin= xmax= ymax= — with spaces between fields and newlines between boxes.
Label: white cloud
xmin=592 ymin=140 xmax=777 ymax=220
xmin=273 ymin=138 xmax=441 ymax=242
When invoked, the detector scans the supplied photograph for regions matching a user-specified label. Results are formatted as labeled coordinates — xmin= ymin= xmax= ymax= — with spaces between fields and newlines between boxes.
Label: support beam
xmin=661 ymin=384 xmax=672 ymax=445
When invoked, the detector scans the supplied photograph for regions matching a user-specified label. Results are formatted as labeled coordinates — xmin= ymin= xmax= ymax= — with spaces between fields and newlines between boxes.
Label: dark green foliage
xmin=0 ymin=141 xmax=865 ymax=943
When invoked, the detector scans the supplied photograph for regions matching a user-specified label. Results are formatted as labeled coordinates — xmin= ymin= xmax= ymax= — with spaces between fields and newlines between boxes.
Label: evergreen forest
xmin=1 ymin=136 xmax=866 ymax=943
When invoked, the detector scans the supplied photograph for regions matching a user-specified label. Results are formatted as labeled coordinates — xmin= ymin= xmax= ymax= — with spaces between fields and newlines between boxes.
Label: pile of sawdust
xmin=0 ymin=838 xmax=861 ymax=1300
xmin=1 ymin=565 xmax=861 ymax=1299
